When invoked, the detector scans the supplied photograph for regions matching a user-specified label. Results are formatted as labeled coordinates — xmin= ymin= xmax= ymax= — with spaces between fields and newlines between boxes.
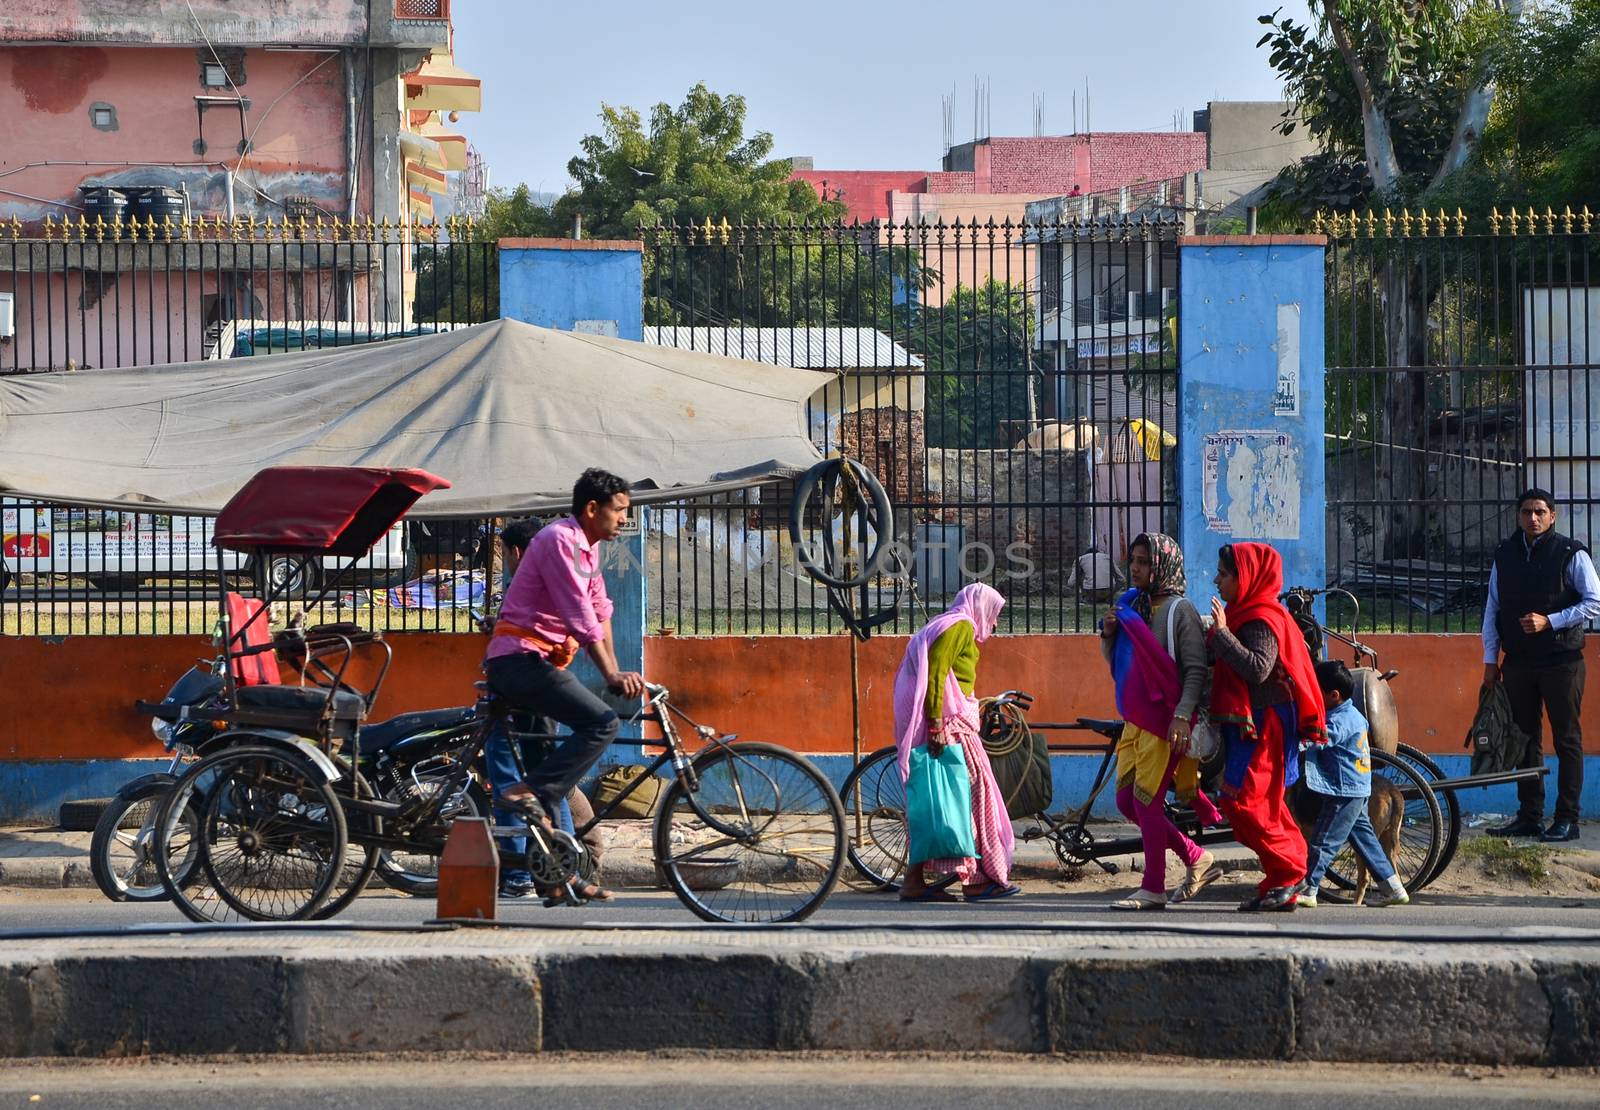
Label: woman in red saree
xmin=1208 ymin=542 xmax=1326 ymax=911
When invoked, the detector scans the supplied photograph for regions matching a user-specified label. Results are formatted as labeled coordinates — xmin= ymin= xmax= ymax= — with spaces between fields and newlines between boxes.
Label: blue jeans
xmin=1303 ymin=792 xmax=1397 ymax=888
xmin=484 ymin=720 xmax=575 ymax=886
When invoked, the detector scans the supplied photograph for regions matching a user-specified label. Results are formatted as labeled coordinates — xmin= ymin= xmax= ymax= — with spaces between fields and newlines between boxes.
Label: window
xmin=91 ymin=106 xmax=114 ymax=128
xmin=203 ymin=63 xmax=229 ymax=88
xmin=1039 ymin=242 xmax=1063 ymax=315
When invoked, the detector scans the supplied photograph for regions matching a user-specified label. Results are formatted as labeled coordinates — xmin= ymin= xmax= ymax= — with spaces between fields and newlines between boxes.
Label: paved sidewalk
xmin=0 ymin=818 xmax=1271 ymax=890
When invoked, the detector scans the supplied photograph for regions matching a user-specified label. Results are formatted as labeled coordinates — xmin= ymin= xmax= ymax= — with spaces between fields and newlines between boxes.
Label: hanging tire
xmin=788 ymin=458 xmax=893 ymax=590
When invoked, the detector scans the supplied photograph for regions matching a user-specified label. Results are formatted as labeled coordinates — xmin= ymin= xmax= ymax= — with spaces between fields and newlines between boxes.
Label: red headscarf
xmin=1209 ymin=543 xmax=1327 ymax=746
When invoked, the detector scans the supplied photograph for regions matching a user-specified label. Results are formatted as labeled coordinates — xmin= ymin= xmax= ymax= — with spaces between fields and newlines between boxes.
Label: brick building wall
xmin=801 ymin=133 xmax=1210 ymax=222
xmin=923 ymin=171 xmax=976 ymax=194
xmin=839 ymin=406 xmax=927 ymax=507
xmin=1084 ymin=133 xmax=1208 ymax=194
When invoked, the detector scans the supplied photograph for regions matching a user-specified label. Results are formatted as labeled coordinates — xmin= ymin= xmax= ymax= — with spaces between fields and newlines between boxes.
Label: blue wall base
xmin=2 ymin=760 xmax=173 ymax=824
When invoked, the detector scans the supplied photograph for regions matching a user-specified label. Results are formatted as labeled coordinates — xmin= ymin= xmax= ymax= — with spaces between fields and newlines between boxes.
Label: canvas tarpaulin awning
xmin=0 ymin=318 xmax=829 ymax=518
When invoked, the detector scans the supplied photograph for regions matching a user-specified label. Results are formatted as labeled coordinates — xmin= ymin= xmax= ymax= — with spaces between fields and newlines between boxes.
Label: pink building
xmin=793 ymin=132 xmax=1208 ymax=225
xmin=792 ymin=133 xmax=1207 ymax=306
xmin=0 ymin=1 xmax=481 ymax=371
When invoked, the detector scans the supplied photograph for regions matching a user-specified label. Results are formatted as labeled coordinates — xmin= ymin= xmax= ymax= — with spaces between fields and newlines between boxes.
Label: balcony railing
xmin=395 ymin=0 xmax=449 ymax=19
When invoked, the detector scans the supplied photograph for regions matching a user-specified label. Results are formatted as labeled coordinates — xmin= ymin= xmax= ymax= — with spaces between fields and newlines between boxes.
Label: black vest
xmin=1494 ymin=530 xmax=1587 ymax=664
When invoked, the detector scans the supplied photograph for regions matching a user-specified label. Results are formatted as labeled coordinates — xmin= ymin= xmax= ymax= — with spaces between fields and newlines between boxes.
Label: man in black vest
xmin=1481 ymin=489 xmax=1600 ymax=842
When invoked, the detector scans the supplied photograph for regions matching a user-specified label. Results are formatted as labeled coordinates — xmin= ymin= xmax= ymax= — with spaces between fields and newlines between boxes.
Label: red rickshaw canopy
xmin=214 ymin=466 xmax=451 ymax=556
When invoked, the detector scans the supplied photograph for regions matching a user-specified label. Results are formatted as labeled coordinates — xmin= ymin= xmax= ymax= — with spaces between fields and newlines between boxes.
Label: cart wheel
xmin=653 ymin=742 xmax=846 ymax=924
xmin=1319 ymin=749 xmax=1442 ymax=902
xmin=312 ymin=770 xmax=382 ymax=920
xmin=839 ymin=746 xmax=907 ymax=890
xmin=1393 ymin=741 xmax=1461 ymax=887
xmin=156 ymin=744 xmax=348 ymax=922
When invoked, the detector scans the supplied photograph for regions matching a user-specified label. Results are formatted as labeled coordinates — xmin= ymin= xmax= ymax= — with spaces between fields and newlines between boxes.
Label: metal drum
xmin=1349 ymin=666 xmax=1398 ymax=754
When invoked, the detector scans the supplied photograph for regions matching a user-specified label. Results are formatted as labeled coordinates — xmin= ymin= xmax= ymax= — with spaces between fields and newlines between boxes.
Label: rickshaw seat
xmin=236 ymin=685 xmax=364 ymax=741
xmin=225 ymin=593 xmax=282 ymax=687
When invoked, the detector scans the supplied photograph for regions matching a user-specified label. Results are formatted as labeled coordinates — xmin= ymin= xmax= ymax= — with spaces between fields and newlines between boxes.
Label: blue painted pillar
xmin=496 ymin=237 xmax=643 ymax=339
xmin=1179 ymin=235 xmax=1326 ymax=603
xmin=497 ymin=238 xmax=647 ymax=741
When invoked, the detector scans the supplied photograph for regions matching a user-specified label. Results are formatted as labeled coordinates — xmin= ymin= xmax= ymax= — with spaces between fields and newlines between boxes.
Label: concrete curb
xmin=1 ymin=939 xmax=1597 ymax=1062
xmin=0 ymin=861 xmax=97 ymax=890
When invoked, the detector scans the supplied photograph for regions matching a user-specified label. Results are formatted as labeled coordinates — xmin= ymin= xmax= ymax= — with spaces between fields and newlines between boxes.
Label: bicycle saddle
xmin=1075 ymin=716 xmax=1125 ymax=739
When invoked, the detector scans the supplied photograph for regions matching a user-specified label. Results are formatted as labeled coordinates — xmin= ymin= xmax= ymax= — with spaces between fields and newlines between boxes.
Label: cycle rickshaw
xmin=142 ymin=465 xmax=846 ymax=924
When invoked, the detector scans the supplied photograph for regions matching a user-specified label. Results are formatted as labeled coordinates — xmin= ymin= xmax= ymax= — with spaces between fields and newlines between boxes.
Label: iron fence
xmin=0 ymin=216 xmax=498 ymax=635
xmin=639 ymin=216 xmax=1184 ymax=635
xmin=1320 ymin=207 xmax=1600 ymax=632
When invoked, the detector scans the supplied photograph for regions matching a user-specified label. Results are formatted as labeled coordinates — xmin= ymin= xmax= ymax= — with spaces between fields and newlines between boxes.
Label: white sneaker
xmin=1366 ymin=887 xmax=1410 ymax=907
xmin=1110 ymin=888 xmax=1168 ymax=911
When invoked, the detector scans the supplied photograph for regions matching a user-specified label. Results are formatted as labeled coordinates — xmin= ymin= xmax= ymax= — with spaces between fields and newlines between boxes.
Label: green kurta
xmin=925 ymin=620 xmax=979 ymax=720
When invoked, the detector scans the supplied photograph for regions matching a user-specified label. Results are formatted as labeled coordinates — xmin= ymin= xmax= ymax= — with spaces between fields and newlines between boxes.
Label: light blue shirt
xmin=1481 ymin=538 xmax=1600 ymax=664
xmin=1304 ymin=699 xmax=1371 ymax=799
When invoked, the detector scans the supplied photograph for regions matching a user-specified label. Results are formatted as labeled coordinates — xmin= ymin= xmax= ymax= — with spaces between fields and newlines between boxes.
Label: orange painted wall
xmin=643 ymin=634 xmax=1600 ymax=757
xmin=4 ymin=632 xmax=1598 ymax=762
xmin=0 ymin=634 xmax=486 ymax=761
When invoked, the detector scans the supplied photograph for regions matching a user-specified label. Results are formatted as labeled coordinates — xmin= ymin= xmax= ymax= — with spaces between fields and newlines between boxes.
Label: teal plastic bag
xmin=905 ymin=742 xmax=977 ymax=865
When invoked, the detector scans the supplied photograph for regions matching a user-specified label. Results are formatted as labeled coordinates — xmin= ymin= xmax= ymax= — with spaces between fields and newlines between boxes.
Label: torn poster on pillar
xmin=1273 ymin=302 xmax=1301 ymax=416
xmin=1201 ymin=429 xmax=1301 ymax=539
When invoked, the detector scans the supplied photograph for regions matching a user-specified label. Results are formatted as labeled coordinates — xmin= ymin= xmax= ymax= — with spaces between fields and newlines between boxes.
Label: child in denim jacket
xmin=1297 ymin=660 xmax=1409 ymax=907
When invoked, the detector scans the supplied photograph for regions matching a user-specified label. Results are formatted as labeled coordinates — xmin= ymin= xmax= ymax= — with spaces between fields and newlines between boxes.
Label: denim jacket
xmin=1303 ymin=699 xmax=1371 ymax=798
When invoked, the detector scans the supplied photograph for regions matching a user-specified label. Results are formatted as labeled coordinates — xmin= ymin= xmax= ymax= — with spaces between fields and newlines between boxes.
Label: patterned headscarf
xmin=1130 ymin=532 xmax=1187 ymax=622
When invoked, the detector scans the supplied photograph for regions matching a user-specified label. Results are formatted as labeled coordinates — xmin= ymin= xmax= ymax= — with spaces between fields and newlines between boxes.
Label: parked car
xmin=1 ymin=499 xmax=415 ymax=593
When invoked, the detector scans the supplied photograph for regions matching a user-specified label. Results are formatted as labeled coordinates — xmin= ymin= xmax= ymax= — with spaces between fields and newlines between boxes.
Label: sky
xmin=449 ymin=0 xmax=1313 ymax=198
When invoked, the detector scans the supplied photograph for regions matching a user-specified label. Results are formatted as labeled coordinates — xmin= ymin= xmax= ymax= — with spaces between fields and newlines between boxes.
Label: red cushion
xmin=225 ymin=593 xmax=282 ymax=687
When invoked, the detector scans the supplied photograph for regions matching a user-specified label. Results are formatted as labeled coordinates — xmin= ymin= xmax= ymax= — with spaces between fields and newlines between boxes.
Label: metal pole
xmin=1246 ymin=206 xmax=1259 ymax=235
xmin=841 ymin=461 xmax=863 ymax=841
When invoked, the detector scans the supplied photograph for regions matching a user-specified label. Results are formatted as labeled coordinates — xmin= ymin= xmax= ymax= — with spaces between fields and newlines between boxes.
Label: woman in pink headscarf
xmin=892 ymin=582 xmax=1020 ymax=902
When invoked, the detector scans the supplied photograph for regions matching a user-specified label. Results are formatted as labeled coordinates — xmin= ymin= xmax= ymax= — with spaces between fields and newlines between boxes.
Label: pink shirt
xmin=485 ymin=516 xmax=614 ymax=662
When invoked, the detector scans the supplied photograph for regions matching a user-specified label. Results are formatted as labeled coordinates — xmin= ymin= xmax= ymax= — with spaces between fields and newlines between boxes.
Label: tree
xmin=918 ymin=281 xmax=1039 ymax=450
xmin=552 ymin=82 xmax=843 ymax=238
xmin=1464 ymin=0 xmax=1600 ymax=209
xmin=1258 ymin=0 xmax=1524 ymax=216
xmin=1257 ymin=1 xmax=1525 ymax=565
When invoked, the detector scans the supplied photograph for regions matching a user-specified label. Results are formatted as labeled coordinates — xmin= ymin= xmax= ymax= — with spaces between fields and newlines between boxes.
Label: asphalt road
xmin=0 ymin=1055 xmax=1594 ymax=1109
xmin=3 ymin=884 xmax=1597 ymax=936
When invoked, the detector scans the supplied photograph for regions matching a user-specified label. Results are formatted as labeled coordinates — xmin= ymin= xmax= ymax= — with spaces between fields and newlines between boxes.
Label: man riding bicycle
xmin=483 ymin=468 xmax=645 ymax=901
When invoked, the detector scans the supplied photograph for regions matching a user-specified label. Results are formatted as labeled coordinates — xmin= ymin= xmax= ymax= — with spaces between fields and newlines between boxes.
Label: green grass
xmin=1460 ymin=836 xmax=1553 ymax=884
xmin=1 ymin=601 xmax=481 ymax=638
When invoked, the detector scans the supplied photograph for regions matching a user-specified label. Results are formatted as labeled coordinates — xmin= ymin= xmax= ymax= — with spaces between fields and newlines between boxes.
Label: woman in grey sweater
xmin=1100 ymin=533 xmax=1224 ymax=909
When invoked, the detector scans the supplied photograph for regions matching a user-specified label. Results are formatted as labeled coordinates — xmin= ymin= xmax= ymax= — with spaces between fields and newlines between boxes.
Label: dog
xmin=1287 ymin=775 xmax=1405 ymax=905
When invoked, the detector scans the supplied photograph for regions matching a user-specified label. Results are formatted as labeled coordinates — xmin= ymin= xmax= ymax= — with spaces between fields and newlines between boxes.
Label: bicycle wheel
xmin=653 ymin=742 xmax=846 ymax=924
xmin=373 ymin=772 xmax=489 ymax=897
xmin=1319 ymin=748 xmax=1442 ymax=901
xmin=90 ymin=778 xmax=198 ymax=903
xmin=157 ymin=744 xmax=348 ymax=922
xmin=1393 ymin=741 xmax=1461 ymax=887
xmin=839 ymin=746 xmax=908 ymax=890
xmin=312 ymin=770 xmax=383 ymax=920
